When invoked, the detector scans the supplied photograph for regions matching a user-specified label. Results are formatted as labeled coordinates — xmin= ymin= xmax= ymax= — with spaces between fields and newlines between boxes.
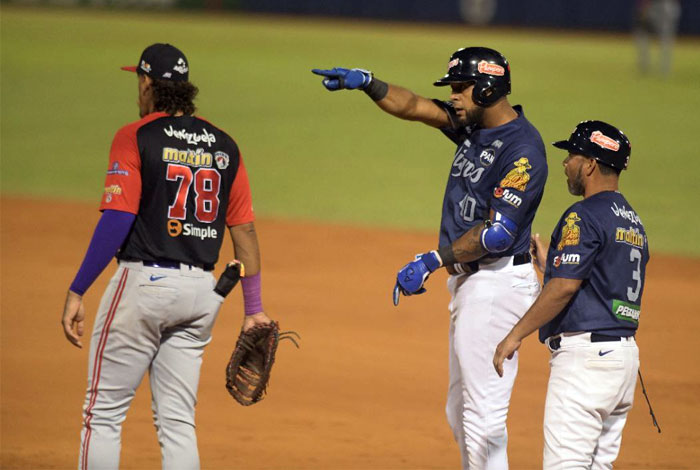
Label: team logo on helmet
xmin=499 ymin=157 xmax=531 ymax=192
xmin=557 ymin=212 xmax=582 ymax=250
xmin=590 ymin=131 xmax=620 ymax=152
xmin=448 ymin=58 xmax=460 ymax=71
xmin=477 ymin=60 xmax=505 ymax=76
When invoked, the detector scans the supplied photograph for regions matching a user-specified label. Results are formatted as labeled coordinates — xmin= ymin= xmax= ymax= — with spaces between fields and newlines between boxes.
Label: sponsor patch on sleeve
xmin=612 ymin=299 xmax=640 ymax=324
xmin=553 ymin=252 xmax=581 ymax=268
xmin=103 ymin=184 xmax=122 ymax=204
xmin=493 ymin=187 xmax=522 ymax=208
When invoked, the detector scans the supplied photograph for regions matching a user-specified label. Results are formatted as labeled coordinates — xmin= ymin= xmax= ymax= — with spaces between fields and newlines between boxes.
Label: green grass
xmin=2 ymin=6 xmax=700 ymax=255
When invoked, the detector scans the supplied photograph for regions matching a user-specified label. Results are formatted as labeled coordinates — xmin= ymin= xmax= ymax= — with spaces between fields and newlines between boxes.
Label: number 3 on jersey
xmin=166 ymin=163 xmax=221 ymax=223
xmin=627 ymin=247 xmax=642 ymax=302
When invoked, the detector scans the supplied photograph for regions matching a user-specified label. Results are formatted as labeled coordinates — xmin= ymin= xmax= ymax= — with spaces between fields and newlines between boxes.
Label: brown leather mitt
xmin=225 ymin=321 xmax=299 ymax=406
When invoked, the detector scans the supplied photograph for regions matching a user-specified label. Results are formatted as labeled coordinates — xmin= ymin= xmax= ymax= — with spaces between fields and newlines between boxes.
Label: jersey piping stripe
xmin=80 ymin=268 xmax=129 ymax=470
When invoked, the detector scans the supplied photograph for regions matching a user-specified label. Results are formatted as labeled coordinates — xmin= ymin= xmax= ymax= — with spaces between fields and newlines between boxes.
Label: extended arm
xmin=229 ymin=222 xmax=271 ymax=331
xmin=311 ymin=67 xmax=451 ymax=128
xmin=492 ymin=277 xmax=582 ymax=376
xmin=62 ymin=209 xmax=136 ymax=348
xmin=373 ymin=83 xmax=451 ymax=128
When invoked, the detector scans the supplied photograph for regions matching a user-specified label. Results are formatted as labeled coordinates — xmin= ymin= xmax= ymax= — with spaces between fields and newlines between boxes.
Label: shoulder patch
xmin=500 ymin=157 xmax=532 ymax=191
xmin=557 ymin=212 xmax=582 ymax=250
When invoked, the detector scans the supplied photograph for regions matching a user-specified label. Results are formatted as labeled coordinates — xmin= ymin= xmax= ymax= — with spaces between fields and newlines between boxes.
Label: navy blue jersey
xmin=539 ymin=191 xmax=650 ymax=342
xmin=435 ymin=103 xmax=547 ymax=256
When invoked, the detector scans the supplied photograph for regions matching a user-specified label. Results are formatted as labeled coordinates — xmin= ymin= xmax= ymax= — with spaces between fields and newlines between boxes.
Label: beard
xmin=459 ymin=106 xmax=485 ymax=127
xmin=567 ymin=165 xmax=585 ymax=196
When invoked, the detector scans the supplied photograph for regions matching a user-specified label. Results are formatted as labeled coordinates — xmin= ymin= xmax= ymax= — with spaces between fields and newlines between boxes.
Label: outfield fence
xmin=6 ymin=0 xmax=700 ymax=35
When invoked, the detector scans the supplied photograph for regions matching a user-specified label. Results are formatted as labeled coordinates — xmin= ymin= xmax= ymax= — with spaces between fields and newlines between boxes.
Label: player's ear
xmin=585 ymin=158 xmax=597 ymax=177
xmin=139 ymin=74 xmax=152 ymax=89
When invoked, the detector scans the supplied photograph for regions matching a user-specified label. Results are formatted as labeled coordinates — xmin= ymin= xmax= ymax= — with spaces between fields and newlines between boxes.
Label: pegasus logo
xmin=173 ymin=57 xmax=189 ymax=75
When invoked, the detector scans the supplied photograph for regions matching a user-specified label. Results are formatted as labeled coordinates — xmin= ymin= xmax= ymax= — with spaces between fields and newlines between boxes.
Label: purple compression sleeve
xmin=69 ymin=210 xmax=136 ymax=295
xmin=241 ymin=272 xmax=263 ymax=316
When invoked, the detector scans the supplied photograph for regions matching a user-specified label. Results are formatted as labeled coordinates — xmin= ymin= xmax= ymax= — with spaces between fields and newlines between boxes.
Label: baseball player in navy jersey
xmin=493 ymin=121 xmax=648 ymax=468
xmin=60 ymin=43 xmax=272 ymax=469
xmin=313 ymin=47 xmax=547 ymax=468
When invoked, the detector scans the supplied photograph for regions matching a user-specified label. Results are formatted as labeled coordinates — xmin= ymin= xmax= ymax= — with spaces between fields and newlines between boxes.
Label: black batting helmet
xmin=553 ymin=121 xmax=631 ymax=171
xmin=434 ymin=47 xmax=511 ymax=107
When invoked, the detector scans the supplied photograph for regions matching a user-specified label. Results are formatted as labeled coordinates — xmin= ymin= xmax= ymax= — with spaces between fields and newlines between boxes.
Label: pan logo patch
xmin=479 ymin=148 xmax=495 ymax=166
xmin=499 ymin=157 xmax=531 ymax=191
xmin=557 ymin=212 xmax=582 ymax=250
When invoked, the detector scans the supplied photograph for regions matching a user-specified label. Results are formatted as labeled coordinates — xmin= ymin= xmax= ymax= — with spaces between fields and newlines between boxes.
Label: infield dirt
xmin=1 ymin=197 xmax=698 ymax=469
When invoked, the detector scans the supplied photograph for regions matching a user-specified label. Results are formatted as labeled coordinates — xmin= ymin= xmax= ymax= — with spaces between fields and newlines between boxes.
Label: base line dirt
xmin=1 ymin=197 xmax=698 ymax=469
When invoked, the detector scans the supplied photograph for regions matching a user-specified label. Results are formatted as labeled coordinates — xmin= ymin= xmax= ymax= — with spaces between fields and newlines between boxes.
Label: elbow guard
xmin=480 ymin=212 xmax=518 ymax=253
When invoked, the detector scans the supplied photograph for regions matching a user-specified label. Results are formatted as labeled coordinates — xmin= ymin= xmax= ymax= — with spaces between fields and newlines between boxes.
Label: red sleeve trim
xmin=98 ymin=113 xmax=168 ymax=213
xmin=227 ymin=155 xmax=255 ymax=226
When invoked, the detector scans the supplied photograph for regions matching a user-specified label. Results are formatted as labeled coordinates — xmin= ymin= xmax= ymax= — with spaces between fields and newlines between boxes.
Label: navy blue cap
xmin=121 ymin=43 xmax=189 ymax=82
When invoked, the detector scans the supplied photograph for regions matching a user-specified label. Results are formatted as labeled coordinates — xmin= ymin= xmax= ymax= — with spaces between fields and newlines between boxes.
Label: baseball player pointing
xmin=61 ymin=43 xmax=272 ymax=469
xmin=493 ymin=121 xmax=649 ymax=468
xmin=313 ymin=47 xmax=547 ymax=468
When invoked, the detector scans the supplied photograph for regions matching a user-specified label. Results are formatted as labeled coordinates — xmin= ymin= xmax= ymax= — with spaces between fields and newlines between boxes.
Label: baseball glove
xmin=225 ymin=321 xmax=299 ymax=406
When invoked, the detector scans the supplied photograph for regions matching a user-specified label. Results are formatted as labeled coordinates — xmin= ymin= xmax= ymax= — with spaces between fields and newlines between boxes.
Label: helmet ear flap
xmin=472 ymin=79 xmax=498 ymax=107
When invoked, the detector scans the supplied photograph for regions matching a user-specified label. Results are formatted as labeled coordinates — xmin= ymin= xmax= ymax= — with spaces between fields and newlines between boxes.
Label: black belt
xmin=449 ymin=252 xmax=531 ymax=275
xmin=141 ymin=259 xmax=214 ymax=272
xmin=549 ymin=333 xmax=633 ymax=351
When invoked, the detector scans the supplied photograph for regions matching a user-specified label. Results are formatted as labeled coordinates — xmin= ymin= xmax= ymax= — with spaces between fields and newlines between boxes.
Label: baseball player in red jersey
xmin=60 ymin=43 xmax=272 ymax=469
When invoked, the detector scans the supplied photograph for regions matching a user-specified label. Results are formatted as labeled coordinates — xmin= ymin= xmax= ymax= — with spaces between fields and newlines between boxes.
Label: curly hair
xmin=150 ymin=78 xmax=199 ymax=115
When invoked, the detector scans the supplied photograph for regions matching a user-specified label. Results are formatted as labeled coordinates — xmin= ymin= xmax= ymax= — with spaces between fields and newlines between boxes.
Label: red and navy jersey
xmin=435 ymin=104 xmax=548 ymax=256
xmin=539 ymin=191 xmax=650 ymax=341
xmin=99 ymin=112 xmax=255 ymax=268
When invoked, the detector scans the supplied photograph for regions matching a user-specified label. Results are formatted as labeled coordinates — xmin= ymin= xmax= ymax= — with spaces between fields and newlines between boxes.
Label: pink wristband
xmin=241 ymin=272 xmax=263 ymax=316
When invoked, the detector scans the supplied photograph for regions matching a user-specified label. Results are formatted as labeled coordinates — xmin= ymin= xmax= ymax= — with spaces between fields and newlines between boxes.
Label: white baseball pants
xmin=446 ymin=257 xmax=540 ymax=469
xmin=543 ymin=333 xmax=639 ymax=469
xmin=78 ymin=261 xmax=223 ymax=470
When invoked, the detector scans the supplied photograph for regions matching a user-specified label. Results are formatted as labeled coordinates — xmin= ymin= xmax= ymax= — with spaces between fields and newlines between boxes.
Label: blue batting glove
xmin=311 ymin=67 xmax=373 ymax=91
xmin=392 ymin=251 xmax=442 ymax=306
